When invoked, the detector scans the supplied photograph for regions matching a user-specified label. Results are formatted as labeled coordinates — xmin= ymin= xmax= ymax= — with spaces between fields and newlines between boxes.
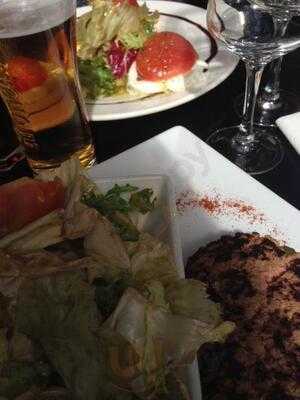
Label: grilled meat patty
xmin=186 ymin=232 xmax=300 ymax=400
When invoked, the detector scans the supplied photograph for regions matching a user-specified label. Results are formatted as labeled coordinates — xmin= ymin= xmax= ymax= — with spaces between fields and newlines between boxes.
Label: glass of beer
xmin=0 ymin=96 xmax=25 ymax=174
xmin=0 ymin=0 xmax=95 ymax=170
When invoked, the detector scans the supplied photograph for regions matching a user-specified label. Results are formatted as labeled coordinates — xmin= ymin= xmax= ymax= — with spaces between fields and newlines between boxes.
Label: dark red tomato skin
xmin=136 ymin=32 xmax=198 ymax=82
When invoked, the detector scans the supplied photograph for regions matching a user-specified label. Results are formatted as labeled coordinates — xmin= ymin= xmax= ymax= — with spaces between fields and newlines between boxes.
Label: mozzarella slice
xmin=127 ymin=62 xmax=185 ymax=95
xmin=127 ymin=60 xmax=208 ymax=95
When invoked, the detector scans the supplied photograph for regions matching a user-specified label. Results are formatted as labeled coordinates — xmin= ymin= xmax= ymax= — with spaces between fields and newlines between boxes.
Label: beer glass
xmin=0 ymin=96 xmax=24 ymax=173
xmin=0 ymin=0 xmax=95 ymax=171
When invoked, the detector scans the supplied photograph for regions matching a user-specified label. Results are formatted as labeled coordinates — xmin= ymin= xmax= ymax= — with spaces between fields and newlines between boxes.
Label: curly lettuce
xmin=78 ymin=56 xmax=117 ymax=99
xmin=77 ymin=0 xmax=159 ymax=59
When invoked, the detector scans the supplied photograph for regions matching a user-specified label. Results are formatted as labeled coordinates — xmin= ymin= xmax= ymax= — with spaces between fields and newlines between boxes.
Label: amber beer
xmin=0 ymin=0 xmax=95 ymax=170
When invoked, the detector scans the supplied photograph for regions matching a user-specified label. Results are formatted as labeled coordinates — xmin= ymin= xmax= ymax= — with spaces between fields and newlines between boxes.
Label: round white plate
xmin=77 ymin=1 xmax=239 ymax=121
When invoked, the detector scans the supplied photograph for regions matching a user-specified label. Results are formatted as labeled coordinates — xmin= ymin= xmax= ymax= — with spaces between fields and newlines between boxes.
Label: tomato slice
xmin=136 ymin=32 xmax=198 ymax=81
xmin=7 ymin=56 xmax=48 ymax=93
xmin=0 ymin=177 xmax=65 ymax=237
xmin=113 ymin=0 xmax=138 ymax=6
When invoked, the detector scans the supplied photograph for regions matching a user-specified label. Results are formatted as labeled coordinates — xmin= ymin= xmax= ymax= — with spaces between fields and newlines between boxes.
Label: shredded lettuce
xmin=77 ymin=0 xmax=159 ymax=59
xmin=78 ymin=57 xmax=117 ymax=99
xmin=77 ymin=0 xmax=158 ymax=98
xmin=121 ymin=17 xmax=157 ymax=49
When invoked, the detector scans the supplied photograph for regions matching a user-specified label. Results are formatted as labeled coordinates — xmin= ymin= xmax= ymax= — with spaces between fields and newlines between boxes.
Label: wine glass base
xmin=234 ymin=90 xmax=300 ymax=126
xmin=207 ymin=125 xmax=284 ymax=175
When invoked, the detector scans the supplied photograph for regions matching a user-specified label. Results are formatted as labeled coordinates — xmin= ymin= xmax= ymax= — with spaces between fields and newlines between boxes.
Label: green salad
xmin=0 ymin=160 xmax=235 ymax=400
xmin=77 ymin=0 xmax=158 ymax=99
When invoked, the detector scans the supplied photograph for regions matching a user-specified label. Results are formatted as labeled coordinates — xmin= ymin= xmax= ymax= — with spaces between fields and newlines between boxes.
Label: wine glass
xmin=251 ymin=1 xmax=300 ymax=126
xmin=206 ymin=0 xmax=300 ymax=174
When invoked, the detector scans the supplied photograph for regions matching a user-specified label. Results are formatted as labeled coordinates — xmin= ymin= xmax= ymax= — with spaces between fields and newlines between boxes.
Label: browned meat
xmin=186 ymin=233 xmax=300 ymax=400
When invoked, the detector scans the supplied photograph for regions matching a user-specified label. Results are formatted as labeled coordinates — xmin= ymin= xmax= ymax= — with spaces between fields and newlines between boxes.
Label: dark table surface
xmin=1 ymin=0 xmax=300 ymax=211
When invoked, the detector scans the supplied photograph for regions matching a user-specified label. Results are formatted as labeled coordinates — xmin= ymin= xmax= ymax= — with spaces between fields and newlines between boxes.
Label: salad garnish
xmin=0 ymin=159 xmax=235 ymax=400
xmin=78 ymin=56 xmax=117 ymax=98
xmin=77 ymin=0 xmax=158 ymax=99
xmin=82 ymin=183 xmax=156 ymax=241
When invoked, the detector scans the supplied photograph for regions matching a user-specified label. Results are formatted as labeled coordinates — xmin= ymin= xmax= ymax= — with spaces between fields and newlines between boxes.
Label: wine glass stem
xmin=234 ymin=63 xmax=264 ymax=154
xmin=260 ymin=17 xmax=290 ymax=109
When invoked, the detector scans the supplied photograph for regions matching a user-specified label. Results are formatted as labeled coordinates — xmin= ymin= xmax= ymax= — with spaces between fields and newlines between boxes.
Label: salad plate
xmin=77 ymin=1 xmax=239 ymax=121
xmin=87 ymin=127 xmax=300 ymax=399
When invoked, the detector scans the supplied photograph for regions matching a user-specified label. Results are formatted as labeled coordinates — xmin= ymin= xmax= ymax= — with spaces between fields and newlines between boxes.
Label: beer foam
xmin=0 ymin=0 xmax=75 ymax=38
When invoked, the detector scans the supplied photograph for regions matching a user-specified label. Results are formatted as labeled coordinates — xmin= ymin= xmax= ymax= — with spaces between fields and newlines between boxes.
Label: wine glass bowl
xmin=207 ymin=1 xmax=300 ymax=65
xmin=206 ymin=0 xmax=300 ymax=174
xmin=251 ymin=0 xmax=300 ymax=16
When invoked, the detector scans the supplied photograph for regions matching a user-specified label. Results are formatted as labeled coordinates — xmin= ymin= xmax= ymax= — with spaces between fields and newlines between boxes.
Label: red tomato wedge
xmin=7 ymin=56 xmax=48 ymax=93
xmin=113 ymin=0 xmax=138 ymax=6
xmin=0 ymin=177 xmax=65 ymax=237
xmin=136 ymin=32 xmax=198 ymax=81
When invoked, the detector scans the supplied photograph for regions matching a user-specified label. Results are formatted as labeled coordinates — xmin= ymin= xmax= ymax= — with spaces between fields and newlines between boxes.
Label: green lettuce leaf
xmin=121 ymin=11 xmax=157 ymax=49
xmin=165 ymin=279 xmax=222 ymax=326
xmin=82 ymin=184 xmax=156 ymax=242
xmin=82 ymin=185 xmax=140 ymax=241
xmin=78 ymin=57 xmax=117 ymax=99
xmin=129 ymin=189 xmax=156 ymax=214
xmin=104 ymin=287 xmax=219 ymax=395
xmin=141 ymin=280 xmax=170 ymax=312
xmin=165 ymin=279 xmax=235 ymax=345
xmin=84 ymin=214 xmax=131 ymax=273
xmin=102 ymin=278 xmax=235 ymax=397
xmin=15 ymin=271 xmax=116 ymax=400
xmin=0 ymin=361 xmax=51 ymax=400
xmin=82 ymin=183 xmax=152 ymax=217
xmin=130 ymin=233 xmax=180 ymax=285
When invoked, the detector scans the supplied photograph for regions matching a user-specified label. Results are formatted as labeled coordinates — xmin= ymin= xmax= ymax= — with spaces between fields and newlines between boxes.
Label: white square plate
xmin=89 ymin=126 xmax=300 ymax=264
xmin=89 ymin=125 xmax=300 ymax=400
